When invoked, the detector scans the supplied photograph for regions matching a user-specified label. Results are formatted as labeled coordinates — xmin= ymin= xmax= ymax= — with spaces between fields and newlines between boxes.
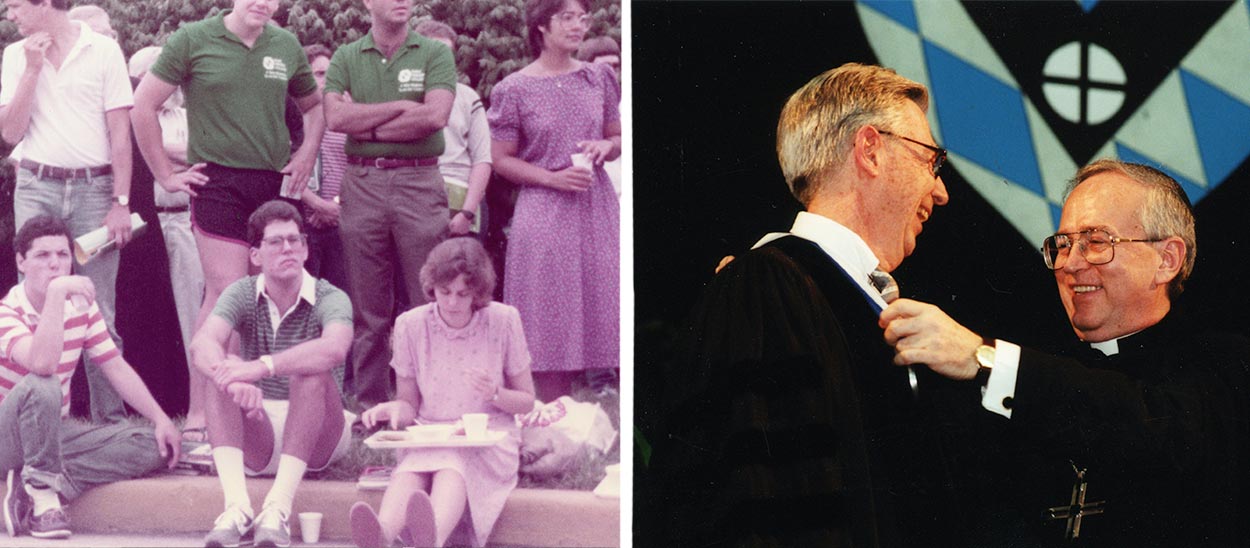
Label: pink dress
xmin=486 ymin=62 xmax=620 ymax=373
xmin=390 ymin=302 xmax=532 ymax=547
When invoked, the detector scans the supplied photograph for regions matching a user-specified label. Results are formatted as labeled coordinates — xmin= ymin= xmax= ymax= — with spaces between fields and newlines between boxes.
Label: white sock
xmin=212 ymin=446 xmax=252 ymax=513
xmin=24 ymin=483 xmax=60 ymax=516
xmin=262 ymin=454 xmax=307 ymax=515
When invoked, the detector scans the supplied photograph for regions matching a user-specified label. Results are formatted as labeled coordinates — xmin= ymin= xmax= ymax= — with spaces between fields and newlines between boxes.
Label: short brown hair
xmin=1069 ymin=159 xmax=1197 ymax=298
xmin=14 ymin=215 xmax=71 ymax=258
xmin=246 ymin=201 xmax=305 ymax=248
xmin=776 ymin=63 xmax=929 ymax=205
xmin=414 ymin=19 xmax=456 ymax=45
xmin=419 ymin=237 xmax=496 ymax=310
xmin=303 ymin=44 xmax=333 ymax=63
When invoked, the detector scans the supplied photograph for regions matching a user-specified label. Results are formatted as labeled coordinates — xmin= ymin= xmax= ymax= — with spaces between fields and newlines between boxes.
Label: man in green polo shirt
xmin=323 ymin=0 xmax=457 ymax=411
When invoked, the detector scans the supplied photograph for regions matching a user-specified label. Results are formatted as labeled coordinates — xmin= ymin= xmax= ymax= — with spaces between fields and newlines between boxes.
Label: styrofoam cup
xmin=298 ymin=511 xmax=323 ymax=544
xmin=462 ymin=413 xmax=489 ymax=439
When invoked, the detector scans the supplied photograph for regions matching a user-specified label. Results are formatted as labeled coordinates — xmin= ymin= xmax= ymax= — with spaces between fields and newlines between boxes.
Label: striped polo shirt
xmin=0 ymin=283 xmax=121 ymax=416
xmin=211 ymin=271 xmax=352 ymax=399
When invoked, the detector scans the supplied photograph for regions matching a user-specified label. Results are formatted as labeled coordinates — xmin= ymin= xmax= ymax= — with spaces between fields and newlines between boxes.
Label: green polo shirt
xmin=151 ymin=11 xmax=317 ymax=172
xmin=324 ymin=31 xmax=457 ymax=159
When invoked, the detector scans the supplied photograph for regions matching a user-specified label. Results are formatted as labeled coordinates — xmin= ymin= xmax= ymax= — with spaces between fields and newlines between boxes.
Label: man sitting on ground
xmin=191 ymin=200 xmax=354 ymax=548
xmin=2 ymin=215 xmax=180 ymax=540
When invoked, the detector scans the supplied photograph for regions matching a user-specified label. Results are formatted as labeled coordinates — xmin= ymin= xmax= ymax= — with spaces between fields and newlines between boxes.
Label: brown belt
xmin=156 ymin=205 xmax=189 ymax=214
xmin=19 ymin=159 xmax=112 ymax=181
xmin=346 ymin=156 xmax=438 ymax=169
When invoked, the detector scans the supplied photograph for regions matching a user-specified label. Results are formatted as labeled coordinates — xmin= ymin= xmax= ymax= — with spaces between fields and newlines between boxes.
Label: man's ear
xmin=250 ymin=247 xmax=262 ymax=269
xmin=1154 ymin=236 xmax=1185 ymax=287
xmin=852 ymin=124 xmax=886 ymax=178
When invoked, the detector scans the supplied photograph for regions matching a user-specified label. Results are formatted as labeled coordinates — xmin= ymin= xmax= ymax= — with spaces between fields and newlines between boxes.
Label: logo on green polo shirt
xmin=263 ymin=56 xmax=289 ymax=81
xmin=397 ymin=69 xmax=425 ymax=93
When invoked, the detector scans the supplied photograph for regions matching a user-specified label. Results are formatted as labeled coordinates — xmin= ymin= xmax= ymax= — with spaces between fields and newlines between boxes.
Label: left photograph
xmin=0 ymin=0 xmax=622 ymax=546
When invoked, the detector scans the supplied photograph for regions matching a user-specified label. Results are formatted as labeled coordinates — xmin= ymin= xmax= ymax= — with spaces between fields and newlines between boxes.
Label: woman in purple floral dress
xmin=488 ymin=0 xmax=621 ymax=400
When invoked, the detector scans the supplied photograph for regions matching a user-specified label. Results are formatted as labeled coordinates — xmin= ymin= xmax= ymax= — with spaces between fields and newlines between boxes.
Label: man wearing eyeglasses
xmin=190 ymin=200 xmax=355 ymax=547
xmin=643 ymin=63 xmax=969 ymax=547
xmin=881 ymin=159 xmax=1249 ymax=545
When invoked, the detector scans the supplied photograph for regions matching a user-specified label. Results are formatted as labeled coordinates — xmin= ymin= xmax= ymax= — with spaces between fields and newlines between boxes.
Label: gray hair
xmin=1069 ymin=159 xmax=1196 ymax=298
xmin=776 ymin=63 xmax=928 ymax=205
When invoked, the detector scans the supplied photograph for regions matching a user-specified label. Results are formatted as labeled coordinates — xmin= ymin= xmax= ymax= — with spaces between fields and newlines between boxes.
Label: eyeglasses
xmin=551 ymin=11 xmax=591 ymax=26
xmin=1040 ymin=228 xmax=1163 ymax=270
xmin=878 ymin=129 xmax=947 ymax=179
xmin=260 ymin=234 xmax=307 ymax=249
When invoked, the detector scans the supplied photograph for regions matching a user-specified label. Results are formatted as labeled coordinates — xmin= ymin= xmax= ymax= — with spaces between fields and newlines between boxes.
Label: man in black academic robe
xmin=882 ymin=160 xmax=1250 ymax=547
xmin=638 ymin=63 xmax=978 ymax=547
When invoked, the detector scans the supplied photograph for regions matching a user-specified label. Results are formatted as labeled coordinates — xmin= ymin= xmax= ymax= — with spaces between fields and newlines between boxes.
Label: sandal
xmin=181 ymin=426 xmax=208 ymax=443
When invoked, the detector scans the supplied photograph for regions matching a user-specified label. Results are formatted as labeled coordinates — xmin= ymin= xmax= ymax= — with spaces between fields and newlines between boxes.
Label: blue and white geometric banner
xmin=857 ymin=0 xmax=1250 ymax=245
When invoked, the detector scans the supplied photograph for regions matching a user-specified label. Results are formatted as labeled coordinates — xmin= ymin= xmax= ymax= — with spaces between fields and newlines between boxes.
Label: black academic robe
xmin=640 ymin=236 xmax=980 ymax=547
xmin=971 ymin=312 xmax=1250 ymax=547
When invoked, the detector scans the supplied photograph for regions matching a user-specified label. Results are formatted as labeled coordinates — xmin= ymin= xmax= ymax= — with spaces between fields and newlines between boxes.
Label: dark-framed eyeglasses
xmin=551 ymin=11 xmax=591 ymax=26
xmin=1040 ymin=228 xmax=1163 ymax=270
xmin=260 ymin=234 xmax=307 ymax=249
xmin=878 ymin=129 xmax=946 ymax=179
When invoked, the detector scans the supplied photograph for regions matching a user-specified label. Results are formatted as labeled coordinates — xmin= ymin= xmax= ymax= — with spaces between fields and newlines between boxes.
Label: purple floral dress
xmin=390 ymin=302 xmax=532 ymax=546
xmin=487 ymin=62 xmax=620 ymax=374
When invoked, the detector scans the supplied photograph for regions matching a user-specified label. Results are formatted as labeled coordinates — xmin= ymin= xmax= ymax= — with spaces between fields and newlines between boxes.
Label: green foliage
xmin=0 ymin=0 xmax=619 ymax=102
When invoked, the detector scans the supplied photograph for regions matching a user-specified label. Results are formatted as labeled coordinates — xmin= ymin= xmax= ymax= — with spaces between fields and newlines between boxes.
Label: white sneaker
xmin=253 ymin=504 xmax=291 ymax=548
xmin=204 ymin=505 xmax=254 ymax=548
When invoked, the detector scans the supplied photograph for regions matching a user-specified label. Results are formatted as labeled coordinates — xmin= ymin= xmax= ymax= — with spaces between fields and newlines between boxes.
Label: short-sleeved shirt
xmin=150 ymin=11 xmax=317 ymax=172
xmin=0 ymin=283 xmax=122 ymax=417
xmin=0 ymin=22 xmax=133 ymax=168
xmin=323 ymin=31 xmax=457 ymax=159
xmin=211 ymin=271 xmax=352 ymax=399
xmin=438 ymin=83 xmax=492 ymax=185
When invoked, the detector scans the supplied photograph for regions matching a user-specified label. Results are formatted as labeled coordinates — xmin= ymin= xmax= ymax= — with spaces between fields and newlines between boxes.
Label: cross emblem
xmin=1044 ymin=465 xmax=1106 ymax=540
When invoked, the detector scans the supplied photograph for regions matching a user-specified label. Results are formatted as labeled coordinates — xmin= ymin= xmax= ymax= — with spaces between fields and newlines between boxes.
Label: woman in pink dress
xmin=353 ymin=238 xmax=536 ymax=547
xmin=488 ymin=0 xmax=621 ymax=401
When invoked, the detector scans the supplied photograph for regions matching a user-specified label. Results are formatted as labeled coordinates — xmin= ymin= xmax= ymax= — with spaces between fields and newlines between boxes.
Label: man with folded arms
xmin=2 ymin=216 xmax=179 ymax=540
xmin=881 ymin=159 xmax=1249 ymax=545
xmin=191 ymin=201 xmax=354 ymax=547
xmin=0 ymin=0 xmax=137 ymax=423
xmin=322 ymin=0 xmax=456 ymax=412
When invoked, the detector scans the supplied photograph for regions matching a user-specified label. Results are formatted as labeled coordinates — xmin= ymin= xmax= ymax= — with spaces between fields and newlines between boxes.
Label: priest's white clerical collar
xmin=1089 ymin=338 xmax=1119 ymax=356
xmin=1088 ymin=327 xmax=1146 ymax=356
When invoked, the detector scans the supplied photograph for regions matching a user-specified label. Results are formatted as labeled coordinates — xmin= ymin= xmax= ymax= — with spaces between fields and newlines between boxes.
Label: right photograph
xmin=632 ymin=2 xmax=1250 ymax=547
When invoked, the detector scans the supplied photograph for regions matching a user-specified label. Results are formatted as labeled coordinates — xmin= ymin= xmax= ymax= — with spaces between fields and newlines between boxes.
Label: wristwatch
xmin=974 ymin=339 xmax=996 ymax=385
xmin=259 ymin=355 xmax=276 ymax=377
xmin=113 ymin=194 xmax=129 ymax=207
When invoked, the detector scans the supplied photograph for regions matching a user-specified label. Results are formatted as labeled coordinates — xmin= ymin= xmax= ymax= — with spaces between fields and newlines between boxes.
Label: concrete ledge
xmin=69 ymin=475 xmax=618 ymax=547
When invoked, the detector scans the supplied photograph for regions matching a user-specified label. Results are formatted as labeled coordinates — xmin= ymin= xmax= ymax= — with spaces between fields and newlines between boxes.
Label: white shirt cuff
xmin=980 ymin=339 xmax=1020 ymax=419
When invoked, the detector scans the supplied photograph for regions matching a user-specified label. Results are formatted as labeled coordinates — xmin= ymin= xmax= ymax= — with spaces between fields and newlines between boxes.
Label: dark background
xmin=632 ymin=1 xmax=1250 ymax=432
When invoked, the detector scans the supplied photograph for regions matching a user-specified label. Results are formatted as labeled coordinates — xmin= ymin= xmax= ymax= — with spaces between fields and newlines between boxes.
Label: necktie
xmin=870 ymin=267 xmax=918 ymax=395
xmin=869 ymin=268 xmax=899 ymax=304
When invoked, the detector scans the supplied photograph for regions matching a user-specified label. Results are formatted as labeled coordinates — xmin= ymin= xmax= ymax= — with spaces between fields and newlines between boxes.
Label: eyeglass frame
xmin=550 ymin=11 xmax=591 ymax=27
xmin=1040 ymin=228 xmax=1164 ymax=270
xmin=877 ymin=129 xmax=947 ymax=179
xmin=258 ymin=233 xmax=308 ymax=249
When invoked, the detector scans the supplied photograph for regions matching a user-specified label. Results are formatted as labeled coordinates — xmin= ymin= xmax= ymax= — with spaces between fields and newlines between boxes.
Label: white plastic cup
xmin=462 ymin=413 xmax=489 ymax=440
xmin=571 ymin=152 xmax=593 ymax=171
xmin=298 ymin=511 xmax=323 ymax=544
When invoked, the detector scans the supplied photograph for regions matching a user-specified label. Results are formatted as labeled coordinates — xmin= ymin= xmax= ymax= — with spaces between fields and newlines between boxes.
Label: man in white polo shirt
xmin=0 ymin=0 xmax=136 ymax=423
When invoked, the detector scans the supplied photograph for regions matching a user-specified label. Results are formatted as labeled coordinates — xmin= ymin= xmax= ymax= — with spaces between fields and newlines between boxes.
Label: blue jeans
xmin=0 ymin=374 xmax=163 ymax=501
xmin=14 ymin=168 xmax=125 ymax=422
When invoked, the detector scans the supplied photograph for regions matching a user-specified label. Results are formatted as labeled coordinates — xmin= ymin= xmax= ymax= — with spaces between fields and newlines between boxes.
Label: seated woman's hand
xmin=361 ymin=400 xmax=416 ymax=431
xmin=465 ymin=367 xmax=498 ymax=402
xmin=547 ymin=166 xmax=593 ymax=192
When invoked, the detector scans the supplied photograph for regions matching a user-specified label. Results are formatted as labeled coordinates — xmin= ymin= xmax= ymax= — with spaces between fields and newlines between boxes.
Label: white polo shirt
xmin=0 ymin=22 xmax=133 ymax=169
